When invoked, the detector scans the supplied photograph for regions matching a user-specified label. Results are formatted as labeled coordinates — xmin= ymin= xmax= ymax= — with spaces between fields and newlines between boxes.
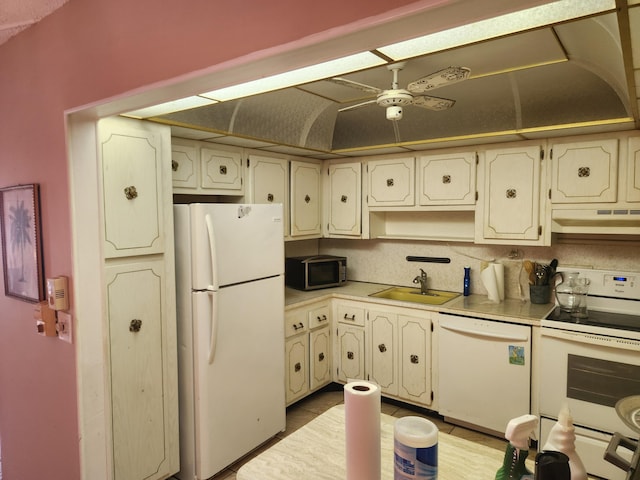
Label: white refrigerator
xmin=173 ymin=203 xmax=286 ymax=480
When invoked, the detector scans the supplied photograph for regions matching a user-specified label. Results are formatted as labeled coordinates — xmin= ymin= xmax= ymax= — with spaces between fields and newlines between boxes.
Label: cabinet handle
xmin=267 ymin=193 xmax=274 ymax=202
xmin=129 ymin=319 xmax=142 ymax=333
xmin=378 ymin=343 xmax=387 ymax=353
xmin=124 ymin=185 xmax=138 ymax=200
xmin=341 ymin=195 xmax=348 ymax=203
xmin=219 ymin=165 xmax=227 ymax=175
xmin=347 ymin=351 xmax=354 ymax=360
xmin=304 ymin=194 xmax=311 ymax=203
xmin=293 ymin=322 xmax=304 ymax=331
xmin=294 ymin=362 xmax=301 ymax=372
xmin=578 ymin=166 xmax=591 ymax=177
xmin=171 ymin=160 xmax=179 ymax=172
xmin=318 ymin=352 xmax=325 ymax=362
xmin=387 ymin=178 xmax=394 ymax=187
xmin=442 ymin=174 xmax=451 ymax=184
xmin=317 ymin=314 xmax=327 ymax=322
xmin=506 ymin=188 xmax=517 ymax=199
xmin=410 ymin=354 xmax=419 ymax=364
xmin=343 ymin=313 xmax=356 ymax=321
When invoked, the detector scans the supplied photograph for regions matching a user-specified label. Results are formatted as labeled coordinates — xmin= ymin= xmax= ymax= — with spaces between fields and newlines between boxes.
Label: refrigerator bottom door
xmin=193 ymin=275 xmax=285 ymax=479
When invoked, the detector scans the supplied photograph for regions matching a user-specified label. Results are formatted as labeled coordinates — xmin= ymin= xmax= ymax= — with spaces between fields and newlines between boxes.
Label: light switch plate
xmin=57 ymin=311 xmax=73 ymax=343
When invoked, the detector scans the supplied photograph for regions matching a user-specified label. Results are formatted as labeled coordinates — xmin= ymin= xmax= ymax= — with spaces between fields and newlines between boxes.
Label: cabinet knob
xmin=442 ymin=174 xmax=451 ymax=184
xmin=341 ymin=195 xmax=348 ymax=203
xmin=378 ymin=343 xmax=387 ymax=353
xmin=386 ymin=178 xmax=394 ymax=187
xmin=347 ymin=351 xmax=355 ymax=360
xmin=124 ymin=185 xmax=138 ymax=200
xmin=506 ymin=188 xmax=517 ymax=199
xmin=219 ymin=165 xmax=227 ymax=175
xmin=267 ymin=193 xmax=274 ymax=202
xmin=410 ymin=354 xmax=419 ymax=364
xmin=318 ymin=352 xmax=325 ymax=362
xmin=129 ymin=319 xmax=142 ymax=333
xmin=294 ymin=362 xmax=301 ymax=372
xmin=343 ymin=313 xmax=356 ymax=321
xmin=304 ymin=194 xmax=311 ymax=203
xmin=171 ymin=160 xmax=179 ymax=172
xmin=578 ymin=166 xmax=591 ymax=177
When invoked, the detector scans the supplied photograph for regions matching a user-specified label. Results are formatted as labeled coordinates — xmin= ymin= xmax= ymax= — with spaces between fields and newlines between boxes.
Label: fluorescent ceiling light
xmin=200 ymin=52 xmax=386 ymax=101
xmin=123 ymin=96 xmax=218 ymax=118
xmin=378 ymin=0 xmax=616 ymax=60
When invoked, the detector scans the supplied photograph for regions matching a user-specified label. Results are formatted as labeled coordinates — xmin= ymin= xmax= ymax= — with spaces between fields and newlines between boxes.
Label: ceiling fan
xmin=332 ymin=62 xmax=471 ymax=122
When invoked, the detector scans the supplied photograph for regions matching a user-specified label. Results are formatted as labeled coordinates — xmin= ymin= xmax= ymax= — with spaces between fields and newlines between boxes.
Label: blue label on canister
xmin=394 ymin=438 xmax=437 ymax=480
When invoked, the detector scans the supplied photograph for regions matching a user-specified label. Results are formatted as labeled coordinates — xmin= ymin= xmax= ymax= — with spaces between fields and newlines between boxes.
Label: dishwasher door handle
xmin=440 ymin=323 xmax=529 ymax=342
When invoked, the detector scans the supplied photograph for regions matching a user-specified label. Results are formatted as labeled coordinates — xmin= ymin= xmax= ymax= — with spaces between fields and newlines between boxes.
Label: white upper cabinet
xmin=200 ymin=146 xmax=243 ymax=192
xmin=476 ymin=144 xmax=548 ymax=245
xmin=418 ymin=152 xmax=476 ymax=206
xmin=550 ymin=139 xmax=618 ymax=203
xmin=171 ymin=139 xmax=198 ymax=190
xmin=627 ymin=137 xmax=640 ymax=203
xmin=368 ymin=157 xmax=415 ymax=207
xmin=246 ymin=155 xmax=289 ymax=237
xmin=327 ymin=162 xmax=362 ymax=236
xmin=290 ymin=160 xmax=322 ymax=237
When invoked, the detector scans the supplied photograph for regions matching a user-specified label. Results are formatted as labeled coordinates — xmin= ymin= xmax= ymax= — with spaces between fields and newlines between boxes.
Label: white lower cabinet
xmin=285 ymin=301 xmax=332 ymax=405
xmin=335 ymin=300 xmax=433 ymax=408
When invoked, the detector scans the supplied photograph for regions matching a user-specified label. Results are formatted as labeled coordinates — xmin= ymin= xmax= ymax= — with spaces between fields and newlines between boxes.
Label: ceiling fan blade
xmin=329 ymin=77 xmax=382 ymax=95
xmin=407 ymin=66 xmax=471 ymax=93
xmin=338 ymin=99 xmax=378 ymax=112
xmin=412 ymin=95 xmax=456 ymax=111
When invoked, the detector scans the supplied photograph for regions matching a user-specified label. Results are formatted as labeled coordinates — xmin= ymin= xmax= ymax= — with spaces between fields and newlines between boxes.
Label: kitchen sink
xmin=369 ymin=286 xmax=460 ymax=305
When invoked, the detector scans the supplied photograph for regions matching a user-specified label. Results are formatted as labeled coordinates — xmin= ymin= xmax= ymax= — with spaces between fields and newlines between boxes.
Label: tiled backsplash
xmin=285 ymin=238 xmax=640 ymax=300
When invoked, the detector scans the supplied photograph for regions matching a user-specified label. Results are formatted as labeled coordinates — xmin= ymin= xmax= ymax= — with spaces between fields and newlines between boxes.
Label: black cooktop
xmin=545 ymin=307 xmax=640 ymax=333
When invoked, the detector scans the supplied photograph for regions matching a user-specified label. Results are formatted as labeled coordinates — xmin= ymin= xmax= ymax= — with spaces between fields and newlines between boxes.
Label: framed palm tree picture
xmin=0 ymin=184 xmax=45 ymax=303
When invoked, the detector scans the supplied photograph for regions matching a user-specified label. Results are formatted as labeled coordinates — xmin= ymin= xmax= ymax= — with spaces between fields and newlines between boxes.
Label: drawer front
xmin=337 ymin=304 xmax=365 ymax=327
xmin=285 ymin=309 xmax=308 ymax=338
xmin=308 ymin=304 xmax=331 ymax=329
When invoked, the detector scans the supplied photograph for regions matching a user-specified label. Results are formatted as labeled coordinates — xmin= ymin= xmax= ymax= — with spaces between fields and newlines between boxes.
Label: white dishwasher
xmin=436 ymin=312 xmax=531 ymax=434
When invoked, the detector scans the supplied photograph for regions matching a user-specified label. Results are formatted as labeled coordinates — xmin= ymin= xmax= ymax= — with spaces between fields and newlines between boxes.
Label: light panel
xmin=123 ymin=96 xmax=217 ymax=118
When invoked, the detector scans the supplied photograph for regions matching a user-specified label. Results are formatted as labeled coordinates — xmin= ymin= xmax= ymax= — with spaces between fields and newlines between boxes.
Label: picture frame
xmin=0 ymin=184 xmax=45 ymax=303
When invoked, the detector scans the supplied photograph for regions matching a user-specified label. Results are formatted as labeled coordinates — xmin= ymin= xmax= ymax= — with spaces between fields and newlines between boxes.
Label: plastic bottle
xmin=495 ymin=414 xmax=538 ymax=480
xmin=463 ymin=266 xmax=471 ymax=296
xmin=542 ymin=404 xmax=588 ymax=480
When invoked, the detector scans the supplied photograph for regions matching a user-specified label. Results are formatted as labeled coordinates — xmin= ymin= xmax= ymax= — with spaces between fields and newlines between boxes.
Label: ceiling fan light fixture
xmin=386 ymin=106 xmax=403 ymax=121
xmin=377 ymin=90 xmax=413 ymax=107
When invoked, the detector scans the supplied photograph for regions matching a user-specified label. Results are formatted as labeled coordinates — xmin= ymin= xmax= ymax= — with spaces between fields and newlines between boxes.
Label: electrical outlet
xmin=57 ymin=311 xmax=73 ymax=343
xmin=508 ymin=249 xmax=522 ymax=259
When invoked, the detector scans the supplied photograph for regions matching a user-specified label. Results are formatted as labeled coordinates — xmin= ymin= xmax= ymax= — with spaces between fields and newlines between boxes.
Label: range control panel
xmin=557 ymin=268 xmax=640 ymax=301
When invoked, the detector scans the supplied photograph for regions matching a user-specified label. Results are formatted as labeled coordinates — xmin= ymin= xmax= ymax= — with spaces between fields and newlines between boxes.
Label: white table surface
xmin=237 ymin=405 xmax=535 ymax=479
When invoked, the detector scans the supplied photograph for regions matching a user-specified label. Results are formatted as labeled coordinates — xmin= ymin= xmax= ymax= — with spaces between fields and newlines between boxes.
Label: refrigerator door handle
xmin=205 ymin=213 xmax=219 ymax=290
xmin=208 ymin=290 xmax=219 ymax=364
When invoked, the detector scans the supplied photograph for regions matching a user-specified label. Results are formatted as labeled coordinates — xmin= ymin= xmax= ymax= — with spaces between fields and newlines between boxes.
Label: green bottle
xmin=495 ymin=414 xmax=538 ymax=480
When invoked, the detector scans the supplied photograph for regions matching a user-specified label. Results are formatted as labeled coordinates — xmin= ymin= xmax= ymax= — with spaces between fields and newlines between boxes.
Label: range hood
xmin=552 ymin=208 xmax=640 ymax=235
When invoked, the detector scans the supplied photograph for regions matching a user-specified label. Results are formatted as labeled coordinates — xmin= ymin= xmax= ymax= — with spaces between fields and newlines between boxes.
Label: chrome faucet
xmin=413 ymin=268 xmax=428 ymax=294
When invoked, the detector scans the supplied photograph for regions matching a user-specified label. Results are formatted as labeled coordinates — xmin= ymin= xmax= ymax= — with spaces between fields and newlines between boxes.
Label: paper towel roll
xmin=481 ymin=263 xmax=504 ymax=303
xmin=344 ymin=381 xmax=381 ymax=480
xmin=493 ymin=262 xmax=505 ymax=300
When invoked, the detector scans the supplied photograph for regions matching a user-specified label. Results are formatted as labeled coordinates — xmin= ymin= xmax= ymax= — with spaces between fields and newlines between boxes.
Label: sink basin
xmin=369 ymin=287 xmax=460 ymax=305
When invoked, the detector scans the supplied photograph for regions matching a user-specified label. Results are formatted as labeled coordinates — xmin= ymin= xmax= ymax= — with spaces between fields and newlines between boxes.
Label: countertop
xmin=237 ymin=404 xmax=534 ymax=480
xmin=285 ymin=281 xmax=555 ymax=325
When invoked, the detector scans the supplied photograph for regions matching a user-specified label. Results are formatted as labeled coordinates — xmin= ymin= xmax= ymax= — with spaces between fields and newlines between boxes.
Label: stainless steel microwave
xmin=285 ymin=255 xmax=347 ymax=291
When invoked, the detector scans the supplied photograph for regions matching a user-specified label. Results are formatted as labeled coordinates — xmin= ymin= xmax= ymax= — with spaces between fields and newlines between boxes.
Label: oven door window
xmin=307 ymin=262 xmax=339 ymax=287
xmin=567 ymin=354 xmax=640 ymax=407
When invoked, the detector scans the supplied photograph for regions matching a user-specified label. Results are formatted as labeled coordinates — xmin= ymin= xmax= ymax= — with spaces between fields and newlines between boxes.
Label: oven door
xmin=540 ymin=327 xmax=640 ymax=478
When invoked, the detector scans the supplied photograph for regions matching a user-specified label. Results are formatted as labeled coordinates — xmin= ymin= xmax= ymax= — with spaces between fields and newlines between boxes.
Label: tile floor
xmin=194 ymin=383 xmax=518 ymax=480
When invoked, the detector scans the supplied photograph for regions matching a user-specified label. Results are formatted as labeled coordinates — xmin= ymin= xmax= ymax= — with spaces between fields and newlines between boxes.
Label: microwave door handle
xmin=207 ymin=290 xmax=219 ymax=365
xmin=204 ymin=214 xmax=219 ymax=290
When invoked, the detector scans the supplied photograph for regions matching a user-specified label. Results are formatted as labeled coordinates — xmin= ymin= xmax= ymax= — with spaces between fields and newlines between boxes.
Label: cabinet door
xmin=200 ymin=147 xmax=243 ymax=192
xmin=480 ymin=145 xmax=542 ymax=241
xmin=627 ymin=137 xmax=640 ymax=203
xmin=290 ymin=161 xmax=322 ymax=237
xmin=310 ymin=327 xmax=332 ymax=390
xmin=418 ymin=152 xmax=476 ymax=205
xmin=285 ymin=334 xmax=309 ymax=405
xmin=398 ymin=315 xmax=431 ymax=406
xmin=368 ymin=311 xmax=398 ymax=396
xmin=551 ymin=139 xmax=618 ymax=203
xmin=171 ymin=139 xmax=198 ymax=190
xmin=99 ymin=119 xmax=165 ymax=258
xmin=106 ymin=261 xmax=178 ymax=480
xmin=247 ymin=155 xmax=289 ymax=236
xmin=368 ymin=157 xmax=415 ymax=206
xmin=328 ymin=162 xmax=362 ymax=236
xmin=335 ymin=324 xmax=365 ymax=383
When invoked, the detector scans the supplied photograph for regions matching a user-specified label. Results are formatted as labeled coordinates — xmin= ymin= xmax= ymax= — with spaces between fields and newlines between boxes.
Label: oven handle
xmin=441 ymin=324 xmax=529 ymax=342
xmin=604 ymin=432 xmax=638 ymax=472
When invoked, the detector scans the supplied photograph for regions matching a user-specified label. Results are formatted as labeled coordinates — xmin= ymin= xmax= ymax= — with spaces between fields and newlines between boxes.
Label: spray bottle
xmin=541 ymin=404 xmax=587 ymax=480
xmin=495 ymin=414 xmax=538 ymax=480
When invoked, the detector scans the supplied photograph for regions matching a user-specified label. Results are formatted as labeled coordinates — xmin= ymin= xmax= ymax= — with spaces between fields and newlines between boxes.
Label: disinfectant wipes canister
xmin=394 ymin=416 xmax=438 ymax=480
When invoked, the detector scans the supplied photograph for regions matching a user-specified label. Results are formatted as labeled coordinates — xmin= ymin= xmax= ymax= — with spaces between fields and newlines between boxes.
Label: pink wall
xmin=0 ymin=0 xmax=422 ymax=478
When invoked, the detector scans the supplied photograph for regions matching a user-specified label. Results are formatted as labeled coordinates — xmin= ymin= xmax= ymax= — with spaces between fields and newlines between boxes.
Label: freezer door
xmin=190 ymin=203 xmax=284 ymax=289
xmin=191 ymin=275 xmax=285 ymax=479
